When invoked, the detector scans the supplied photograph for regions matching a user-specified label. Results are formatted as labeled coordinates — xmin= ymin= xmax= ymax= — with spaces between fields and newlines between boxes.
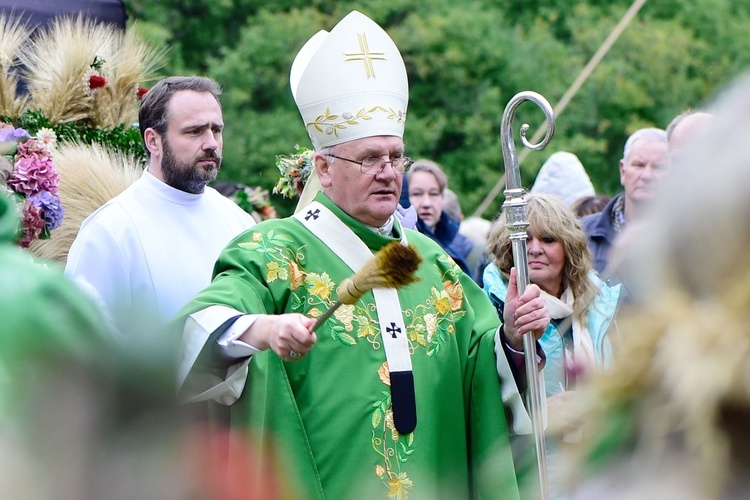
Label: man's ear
xmin=144 ymin=128 xmax=162 ymax=157
xmin=315 ymin=153 xmax=332 ymax=188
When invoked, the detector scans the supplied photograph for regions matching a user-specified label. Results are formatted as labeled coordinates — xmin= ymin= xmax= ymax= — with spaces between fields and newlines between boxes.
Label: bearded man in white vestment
xmin=65 ymin=76 xmax=255 ymax=335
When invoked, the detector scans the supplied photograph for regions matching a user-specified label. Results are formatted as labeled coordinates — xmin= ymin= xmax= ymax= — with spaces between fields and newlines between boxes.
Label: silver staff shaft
xmin=501 ymin=91 xmax=555 ymax=500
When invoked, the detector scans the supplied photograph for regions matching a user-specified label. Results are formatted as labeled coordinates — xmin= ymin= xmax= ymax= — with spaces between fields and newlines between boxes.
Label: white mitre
xmin=290 ymin=10 xmax=409 ymax=150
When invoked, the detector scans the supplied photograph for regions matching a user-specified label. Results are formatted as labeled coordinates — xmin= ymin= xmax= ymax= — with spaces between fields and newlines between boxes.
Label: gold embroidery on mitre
xmin=307 ymin=106 xmax=406 ymax=137
xmin=344 ymin=32 xmax=386 ymax=78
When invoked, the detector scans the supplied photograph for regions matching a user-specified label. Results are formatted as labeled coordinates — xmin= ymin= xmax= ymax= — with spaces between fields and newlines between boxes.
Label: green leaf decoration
xmin=17 ymin=110 xmax=146 ymax=161
xmin=371 ymin=408 xmax=383 ymax=428
xmin=290 ymin=293 xmax=303 ymax=310
xmin=237 ymin=241 xmax=260 ymax=250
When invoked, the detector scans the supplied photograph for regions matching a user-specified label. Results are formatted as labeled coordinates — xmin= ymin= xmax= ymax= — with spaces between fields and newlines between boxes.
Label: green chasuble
xmin=178 ymin=192 xmax=525 ymax=499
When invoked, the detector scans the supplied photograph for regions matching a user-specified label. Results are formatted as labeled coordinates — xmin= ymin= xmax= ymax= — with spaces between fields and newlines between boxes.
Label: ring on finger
xmin=289 ymin=349 xmax=301 ymax=359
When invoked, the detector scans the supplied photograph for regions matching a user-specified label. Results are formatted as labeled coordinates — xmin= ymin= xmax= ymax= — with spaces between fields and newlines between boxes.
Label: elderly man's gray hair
xmin=622 ymin=127 xmax=667 ymax=161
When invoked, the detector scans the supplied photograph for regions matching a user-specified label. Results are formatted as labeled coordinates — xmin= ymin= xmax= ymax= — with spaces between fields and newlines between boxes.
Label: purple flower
xmin=0 ymin=125 xmax=30 ymax=143
xmin=7 ymin=154 xmax=59 ymax=196
xmin=29 ymin=191 xmax=65 ymax=231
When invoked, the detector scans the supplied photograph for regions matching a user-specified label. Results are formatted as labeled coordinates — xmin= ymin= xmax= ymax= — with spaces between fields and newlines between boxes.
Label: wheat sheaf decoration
xmin=0 ymin=14 xmax=165 ymax=258
xmin=0 ymin=13 xmax=30 ymax=120
xmin=28 ymin=141 xmax=143 ymax=264
xmin=20 ymin=14 xmax=165 ymax=129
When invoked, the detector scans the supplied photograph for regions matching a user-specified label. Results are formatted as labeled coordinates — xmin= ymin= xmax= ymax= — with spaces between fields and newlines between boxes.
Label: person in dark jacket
xmin=404 ymin=159 xmax=477 ymax=278
xmin=581 ymin=128 xmax=667 ymax=283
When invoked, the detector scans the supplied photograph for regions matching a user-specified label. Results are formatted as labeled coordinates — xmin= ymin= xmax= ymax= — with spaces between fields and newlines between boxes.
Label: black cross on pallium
xmin=386 ymin=322 xmax=401 ymax=339
xmin=305 ymin=208 xmax=320 ymax=220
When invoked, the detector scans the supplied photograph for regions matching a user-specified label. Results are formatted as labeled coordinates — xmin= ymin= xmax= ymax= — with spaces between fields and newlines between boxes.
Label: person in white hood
xmin=531 ymin=151 xmax=596 ymax=207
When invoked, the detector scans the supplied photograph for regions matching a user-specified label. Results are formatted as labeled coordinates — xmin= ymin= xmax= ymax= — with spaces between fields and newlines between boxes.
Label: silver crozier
xmin=501 ymin=91 xmax=555 ymax=500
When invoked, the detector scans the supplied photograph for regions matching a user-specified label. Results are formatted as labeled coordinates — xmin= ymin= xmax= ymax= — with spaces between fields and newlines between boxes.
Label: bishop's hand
xmin=502 ymin=267 xmax=550 ymax=351
xmin=241 ymin=313 xmax=317 ymax=361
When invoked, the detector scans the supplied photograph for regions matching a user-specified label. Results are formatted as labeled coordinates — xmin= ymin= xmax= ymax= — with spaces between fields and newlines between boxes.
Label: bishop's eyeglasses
xmin=325 ymin=153 xmax=414 ymax=175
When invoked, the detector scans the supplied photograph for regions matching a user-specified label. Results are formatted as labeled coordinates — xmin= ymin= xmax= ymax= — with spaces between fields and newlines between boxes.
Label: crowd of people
xmin=2 ymin=7 xmax=748 ymax=500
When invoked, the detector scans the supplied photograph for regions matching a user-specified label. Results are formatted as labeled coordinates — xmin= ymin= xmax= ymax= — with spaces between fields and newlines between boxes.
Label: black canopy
xmin=0 ymin=0 xmax=126 ymax=31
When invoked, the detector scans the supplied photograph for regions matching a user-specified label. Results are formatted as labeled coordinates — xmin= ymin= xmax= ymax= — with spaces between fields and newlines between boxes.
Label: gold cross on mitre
xmin=344 ymin=32 xmax=386 ymax=78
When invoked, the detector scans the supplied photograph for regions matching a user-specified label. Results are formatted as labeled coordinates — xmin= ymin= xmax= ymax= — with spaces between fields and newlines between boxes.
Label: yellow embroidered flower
xmin=357 ymin=317 xmax=377 ymax=338
xmin=334 ymin=304 xmax=355 ymax=331
xmin=306 ymin=272 xmax=334 ymax=299
xmin=444 ymin=280 xmax=463 ymax=311
xmin=252 ymin=232 xmax=262 ymax=241
xmin=434 ymin=289 xmax=452 ymax=316
xmin=424 ymin=313 xmax=437 ymax=343
xmin=378 ymin=362 xmax=390 ymax=386
xmin=375 ymin=465 xmax=385 ymax=478
xmin=266 ymin=261 xmax=288 ymax=282
xmin=409 ymin=323 xmax=427 ymax=346
xmin=387 ymin=472 xmax=414 ymax=499
xmin=289 ymin=260 xmax=305 ymax=290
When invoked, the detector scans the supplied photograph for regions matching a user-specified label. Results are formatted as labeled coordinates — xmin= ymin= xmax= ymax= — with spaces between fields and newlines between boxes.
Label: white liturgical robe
xmin=65 ymin=170 xmax=255 ymax=334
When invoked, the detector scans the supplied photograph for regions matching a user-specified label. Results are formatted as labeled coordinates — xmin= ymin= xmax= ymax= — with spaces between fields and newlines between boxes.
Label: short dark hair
xmin=572 ymin=194 xmax=611 ymax=218
xmin=138 ymin=76 xmax=222 ymax=154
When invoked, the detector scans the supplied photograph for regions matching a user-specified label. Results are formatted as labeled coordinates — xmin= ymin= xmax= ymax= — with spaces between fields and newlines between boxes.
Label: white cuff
xmin=504 ymin=340 xmax=543 ymax=364
xmin=217 ymin=314 xmax=263 ymax=358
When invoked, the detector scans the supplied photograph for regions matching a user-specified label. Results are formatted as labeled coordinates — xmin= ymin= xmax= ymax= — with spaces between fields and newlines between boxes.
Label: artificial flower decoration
xmin=0 ymin=125 xmax=29 ymax=155
xmin=86 ymin=55 xmax=108 ymax=90
xmin=1 ymin=124 xmax=64 ymax=247
xmin=34 ymin=128 xmax=57 ymax=151
xmin=0 ymin=14 xmax=162 ymax=262
xmin=230 ymin=184 xmax=277 ymax=221
xmin=88 ymin=74 xmax=107 ymax=89
xmin=273 ymin=145 xmax=314 ymax=199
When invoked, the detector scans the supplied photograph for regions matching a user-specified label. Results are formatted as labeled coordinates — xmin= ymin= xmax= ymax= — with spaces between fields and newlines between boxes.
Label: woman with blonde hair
xmin=482 ymin=193 xmax=620 ymax=498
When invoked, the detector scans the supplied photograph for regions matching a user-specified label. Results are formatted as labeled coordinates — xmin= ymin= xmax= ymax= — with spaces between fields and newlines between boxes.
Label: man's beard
xmin=161 ymin=138 xmax=221 ymax=194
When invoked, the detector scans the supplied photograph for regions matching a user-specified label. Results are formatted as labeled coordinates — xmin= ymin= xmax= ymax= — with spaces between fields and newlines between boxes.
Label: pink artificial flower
xmin=19 ymin=199 xmax=46 ymax=247
xmin=17 ymin=138 xmax=52 ymax=158
xmin=7 ymin=154 xmax=59 ymax=196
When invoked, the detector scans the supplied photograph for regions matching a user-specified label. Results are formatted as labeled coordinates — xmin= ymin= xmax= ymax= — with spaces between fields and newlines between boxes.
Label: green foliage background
xmin=125 ymin=0 xmax=750 ymax=218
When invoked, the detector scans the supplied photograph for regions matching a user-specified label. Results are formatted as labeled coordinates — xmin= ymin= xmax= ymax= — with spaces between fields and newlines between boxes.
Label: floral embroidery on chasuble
xmin=239 ymin=225 xmax=469 ymax=498
xmin=193 ymin=189 xmax=523 ymax=499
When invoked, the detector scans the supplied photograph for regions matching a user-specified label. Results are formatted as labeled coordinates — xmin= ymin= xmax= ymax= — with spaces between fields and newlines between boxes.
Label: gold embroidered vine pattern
xmin=308 ymin=106 xmax=406 ymax=138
